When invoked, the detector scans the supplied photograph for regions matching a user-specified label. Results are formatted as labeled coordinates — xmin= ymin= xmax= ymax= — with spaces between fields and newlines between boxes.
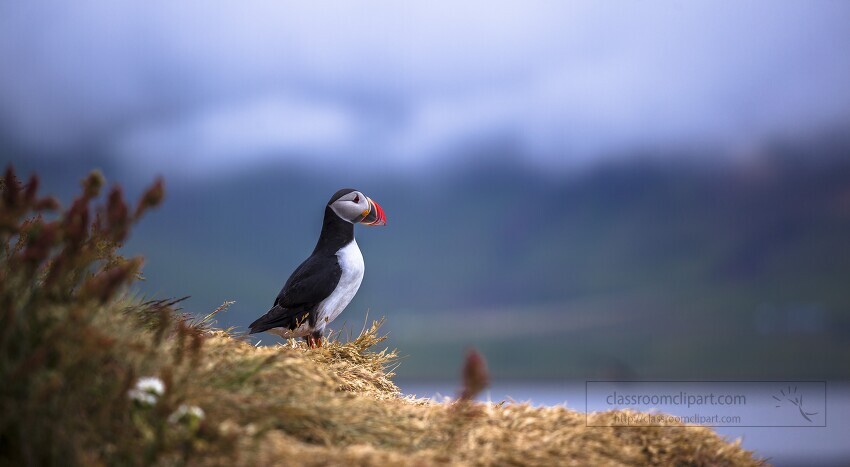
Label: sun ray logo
xmin=773 ymin=385 xmax=819 ymax=423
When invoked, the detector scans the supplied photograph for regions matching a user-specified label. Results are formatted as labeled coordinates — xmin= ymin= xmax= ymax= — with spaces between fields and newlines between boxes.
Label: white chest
xmin=316 ymin=240 xmax=365 ymax=327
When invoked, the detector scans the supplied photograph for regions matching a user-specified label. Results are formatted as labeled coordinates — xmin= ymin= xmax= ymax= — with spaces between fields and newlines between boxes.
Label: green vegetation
xmin=0 ymin=167 xmax=764 ymax=465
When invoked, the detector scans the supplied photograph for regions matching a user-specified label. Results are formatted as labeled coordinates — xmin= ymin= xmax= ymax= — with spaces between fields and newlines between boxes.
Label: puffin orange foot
xmin=305 ymin=335 xmax=322 ymax=349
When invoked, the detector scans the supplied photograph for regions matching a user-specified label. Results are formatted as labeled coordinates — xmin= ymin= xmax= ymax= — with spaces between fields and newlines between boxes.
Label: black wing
xmin=248 ymin=254 xmax=342 ymax=334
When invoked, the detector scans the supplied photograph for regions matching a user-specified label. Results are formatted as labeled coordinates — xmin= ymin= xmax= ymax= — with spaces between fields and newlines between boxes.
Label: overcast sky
xmin=2 ymin=1 xmax=849 ymax=176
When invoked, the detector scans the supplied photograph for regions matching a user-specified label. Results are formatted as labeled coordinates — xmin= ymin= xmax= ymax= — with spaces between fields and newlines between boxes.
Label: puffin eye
xmin=353 ymin=194 xmax=360 ymax=203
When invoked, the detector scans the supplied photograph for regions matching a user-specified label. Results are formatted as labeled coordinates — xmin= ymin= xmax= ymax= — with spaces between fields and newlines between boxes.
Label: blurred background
xmin=3 ymin=2 xmax=850 ymax=384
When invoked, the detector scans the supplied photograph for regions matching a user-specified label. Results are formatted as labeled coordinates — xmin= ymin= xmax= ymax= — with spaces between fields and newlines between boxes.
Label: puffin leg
xmin=311 ymin=331 xmax=323 ymax=348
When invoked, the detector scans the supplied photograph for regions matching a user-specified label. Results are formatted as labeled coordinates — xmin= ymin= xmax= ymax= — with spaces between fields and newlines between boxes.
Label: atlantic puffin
xmin=248 ymin=189 xmax=386 ymax=348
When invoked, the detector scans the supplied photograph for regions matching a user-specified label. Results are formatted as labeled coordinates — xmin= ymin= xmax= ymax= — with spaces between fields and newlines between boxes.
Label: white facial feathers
xmin=329 ymin=190 xmax=370 ymax=223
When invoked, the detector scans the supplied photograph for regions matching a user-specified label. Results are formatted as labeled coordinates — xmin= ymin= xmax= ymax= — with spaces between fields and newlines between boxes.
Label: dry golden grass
xmin=171 ymin=320 xmax=766 ymax=467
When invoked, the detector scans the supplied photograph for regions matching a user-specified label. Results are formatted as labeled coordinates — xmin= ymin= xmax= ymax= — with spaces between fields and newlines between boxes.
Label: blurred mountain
xmin=7 ymin=134 xmax=850 ymax=381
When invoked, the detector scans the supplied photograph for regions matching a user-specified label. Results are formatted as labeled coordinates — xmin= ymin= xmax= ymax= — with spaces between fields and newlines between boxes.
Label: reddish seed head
xmin=106 ymin=186 xmax=129 ymax=241
xmin=460 ymin=348 xmax=489 ymax=402
xmin=34 ymin=197 xmax=59 ymax=211
xmin=21 ymin=222 xmax=58 ymax=265
xmin=81 ymin=258 xmax=143 ymax=303
xmin=64 ymin=198 xmax=90 ymax=248
xmin=3 ymin=166 xmax=19 ymax=207
xmin=82 ymin=170 xmax=105 ymax=199
xmin=135 ymin=178 xmax=165 ymax=219
xmin=23 ymin=175 xmax=39 ymax=203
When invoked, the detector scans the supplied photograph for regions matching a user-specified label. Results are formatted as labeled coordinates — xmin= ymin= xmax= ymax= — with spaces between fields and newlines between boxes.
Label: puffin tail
xmin=248 ymin=305 xmax=304 ymax=334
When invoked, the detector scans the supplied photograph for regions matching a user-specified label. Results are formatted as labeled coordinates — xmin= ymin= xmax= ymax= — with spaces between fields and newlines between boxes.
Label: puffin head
xmin=328 ymin=188 xmax=387 ymax=226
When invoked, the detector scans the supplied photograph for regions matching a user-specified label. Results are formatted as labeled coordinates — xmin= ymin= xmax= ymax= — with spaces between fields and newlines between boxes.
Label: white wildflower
xmin=128 ymin=376 xmax=165 ymax=406
xmin=168 ymin=404 xmax=205 ymax=425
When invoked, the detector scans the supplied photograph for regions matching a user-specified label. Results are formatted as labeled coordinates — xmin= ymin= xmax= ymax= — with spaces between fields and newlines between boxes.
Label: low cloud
xmin=2 ymin=1 xmax=849 ymax=176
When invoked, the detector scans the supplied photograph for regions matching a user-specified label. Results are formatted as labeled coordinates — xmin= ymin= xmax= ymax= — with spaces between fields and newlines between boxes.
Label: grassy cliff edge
xmin=185 ymin=321 xmax=765 ymax=466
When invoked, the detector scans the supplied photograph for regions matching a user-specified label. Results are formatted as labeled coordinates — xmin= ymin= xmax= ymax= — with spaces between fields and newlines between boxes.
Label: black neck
xmin=313 ymin=206 xmax=354 ymax=255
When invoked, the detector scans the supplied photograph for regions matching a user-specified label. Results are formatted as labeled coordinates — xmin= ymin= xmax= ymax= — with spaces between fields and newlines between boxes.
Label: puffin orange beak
xmin=359 ymin=197 xmax=386 ymax=226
